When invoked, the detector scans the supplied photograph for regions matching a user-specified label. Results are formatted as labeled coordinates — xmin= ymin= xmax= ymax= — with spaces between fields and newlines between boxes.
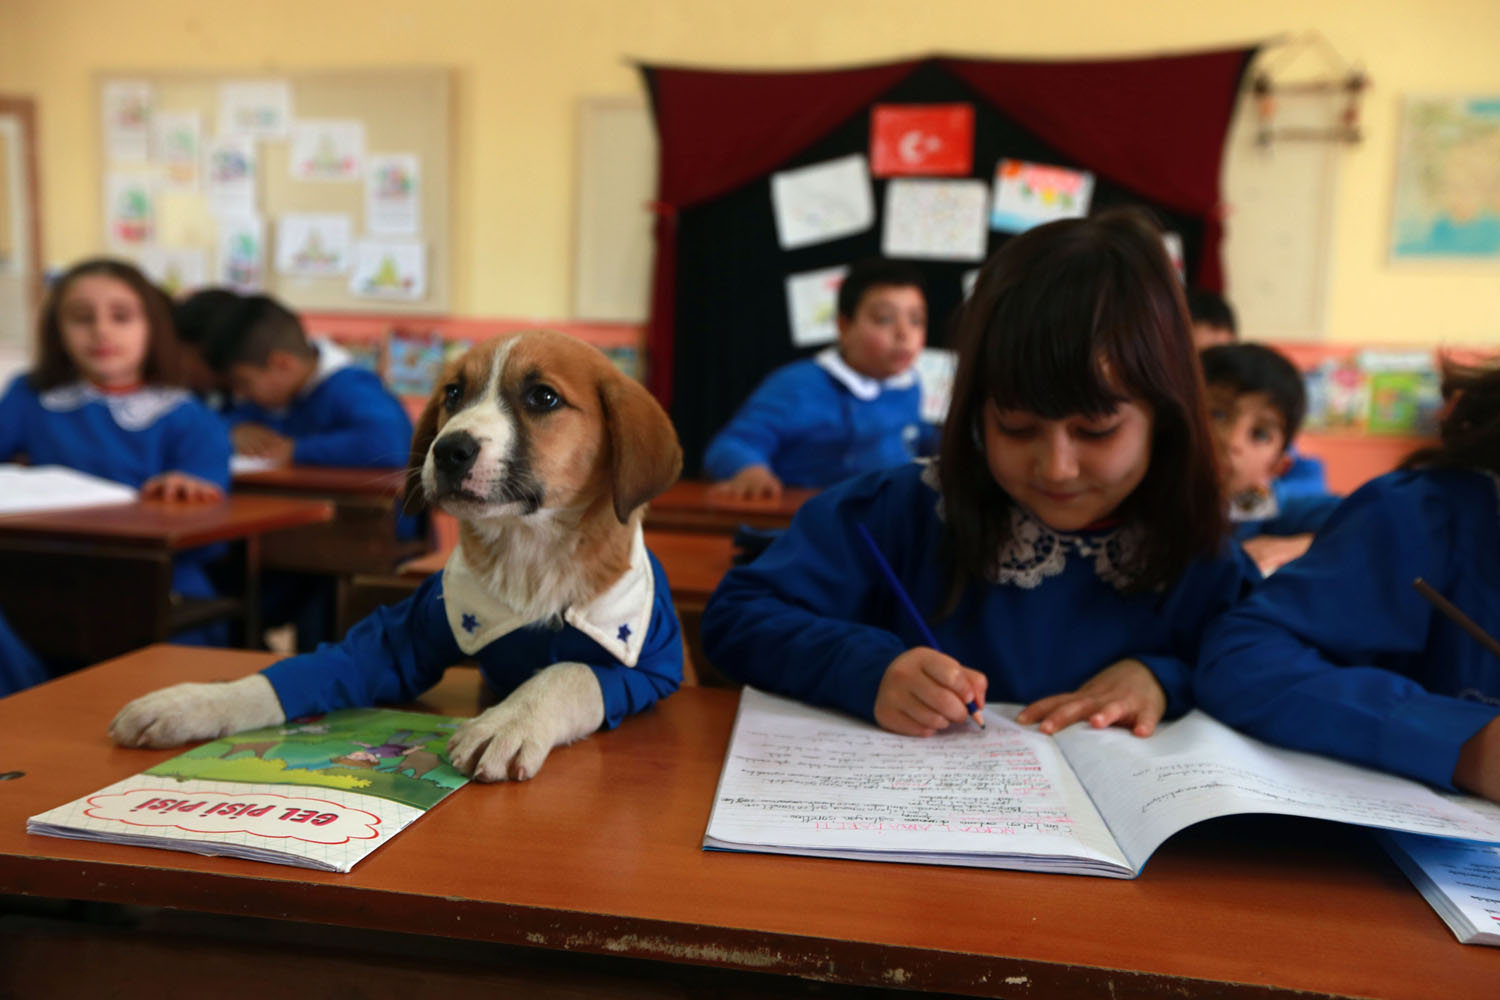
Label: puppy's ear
xmin=599 ymin=374 xmax=682 ymax=524
xmin=403 ymin=386 xmax=443 ymax=515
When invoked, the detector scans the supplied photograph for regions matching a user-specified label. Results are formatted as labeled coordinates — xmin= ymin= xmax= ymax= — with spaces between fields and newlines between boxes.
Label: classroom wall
xmin=0 ymin=0 xmax=1496 ymax=347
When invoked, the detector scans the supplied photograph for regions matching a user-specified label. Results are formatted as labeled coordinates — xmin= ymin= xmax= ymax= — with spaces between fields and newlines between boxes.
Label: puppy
xmin=111 ymin=331 xmax=685 ymax=781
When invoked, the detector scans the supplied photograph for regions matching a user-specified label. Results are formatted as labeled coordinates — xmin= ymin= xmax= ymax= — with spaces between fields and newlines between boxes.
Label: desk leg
xmin=241 ymin=535 xmax=261 ymax=650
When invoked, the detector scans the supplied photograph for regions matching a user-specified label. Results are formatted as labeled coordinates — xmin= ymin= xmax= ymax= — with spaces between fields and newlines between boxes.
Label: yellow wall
xmin=1 ymin=0 xmax=1497 ymax=345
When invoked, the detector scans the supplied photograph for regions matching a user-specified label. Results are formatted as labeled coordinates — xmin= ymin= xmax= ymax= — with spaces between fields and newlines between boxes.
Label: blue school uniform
xmin=1276 ymin=450 xmax=1329 ymax=502
xmin=0 ymin=608 xmax=47 ymax=698
xmin=702 ymin=348 xmax=938 ymax=487
xmin=1230 ymin=492 xmax=1343 ymax=541
xmin=1197 ymin=468 xmax=1500 ymax=790
xmin=0 ymin=375 xmax=232 ymax=602
xmin=701 ymin=462 xmax=1255 ymax=722
xmin=223 ymin=341 xmax=412 ymax=469
xmin=260 ymin=527 xmax=683 ymax=729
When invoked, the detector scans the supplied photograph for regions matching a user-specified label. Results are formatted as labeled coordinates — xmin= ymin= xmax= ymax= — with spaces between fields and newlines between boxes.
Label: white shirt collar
xmin=814 ymin=347 xmax=917 ymax=401
xmin=38 ymin=382 xmax=191 ymax=431
xmin=441 ymin=523 xmax=654 ymax=666
xmin=301 ymin=338 xmax=353 ymax=398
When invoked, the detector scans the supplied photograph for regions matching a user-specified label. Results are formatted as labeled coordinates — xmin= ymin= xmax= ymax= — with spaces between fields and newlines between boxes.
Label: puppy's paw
xmin=446 ymin=662 xmax=604 ymax=782
xmin=109 ymin=675 xmax=286 ymax=748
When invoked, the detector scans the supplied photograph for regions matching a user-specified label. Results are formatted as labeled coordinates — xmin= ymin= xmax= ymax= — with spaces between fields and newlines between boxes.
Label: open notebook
xmin=705 ymin=688 xmax=1500 ymax=879
xmin=0 ymin=464 xmax=137 ymax=515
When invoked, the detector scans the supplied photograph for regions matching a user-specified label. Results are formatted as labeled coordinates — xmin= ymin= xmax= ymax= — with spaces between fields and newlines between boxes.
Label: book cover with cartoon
xmin=27 ymin=709 xmax=469 ymax=872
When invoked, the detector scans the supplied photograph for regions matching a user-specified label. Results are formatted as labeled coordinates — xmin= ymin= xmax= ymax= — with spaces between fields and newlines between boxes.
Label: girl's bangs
xmin=979 ymin=269 xmax=1131 ymax=420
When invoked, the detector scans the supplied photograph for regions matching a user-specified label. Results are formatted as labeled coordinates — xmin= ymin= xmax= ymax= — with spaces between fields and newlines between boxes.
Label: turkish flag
xmin=870 ymin=104 xmax=974 ymax=177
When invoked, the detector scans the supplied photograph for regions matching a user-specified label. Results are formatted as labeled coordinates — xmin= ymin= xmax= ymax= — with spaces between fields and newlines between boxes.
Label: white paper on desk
xmin=0 ymin=465 xmax=137 ymax=514
xmin=706 ymin=689 xmax=1500 ymax=878
xmin=230 ymin=454 xmax=281 ymax=474
xmin=705 ymin=688 xmax=1130 ymax=873
xmin=1055 ymin=711 xmax=1500 ymax=874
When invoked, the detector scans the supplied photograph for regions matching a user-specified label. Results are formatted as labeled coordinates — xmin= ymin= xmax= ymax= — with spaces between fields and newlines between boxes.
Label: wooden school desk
xmin=232 ymin=464 xmax=430 ymax=576
xmin=2 ymin=646 xmax=1495 ymax=999
xmin=0 ymin=496 xmax=332 ymax=664
xmin=642 ymin=479 xmax=816 ymax=534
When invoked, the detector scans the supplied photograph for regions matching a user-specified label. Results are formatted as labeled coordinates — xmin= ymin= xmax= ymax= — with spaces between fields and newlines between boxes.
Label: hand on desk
xmin=875 ymin=648 xmax=988 ymax=737
xmin=1016 ymin=658 xmax=1166 ymax=738
xmin=141 ymin=471 xmax=224 ymax=502
xmin=232 ymin=423 xmax=295 ymax=465
xmin=709 ymin=465 xmax=783 ymax=503
xmin=1240 ymin=533 xmax=1314 ymax=576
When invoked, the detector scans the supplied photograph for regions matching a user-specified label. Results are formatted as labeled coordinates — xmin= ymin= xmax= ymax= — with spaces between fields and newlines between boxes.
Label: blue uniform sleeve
xmin=1262 ymin=493 xmax=1343 ymax=536
xmin=0 ymin=375 xmax=29 ymax=461
xmin=702 ymin=366 xmax=814 ymax=480
xmin=163 ymin=399 xmax=232 ymax=489
xmin=1135 ymin=544 xmax=1259 ymax=718
xmin=0 ymin=607 xmax=47 ymax=698
xmin=589 ymin=554 xmax=684 ymax=729
xmin=701 ymin=473 xmax=909 ymax=721
xmin=292 ymin=374 xmax=412 ymax=468
xmin=1275 ymin=450 xmax=1330 ymax=501
xmin=261 ymin=573 xmax=462 ymax=717
xmin=1196 ymin=473 xmax=1500 ymax=788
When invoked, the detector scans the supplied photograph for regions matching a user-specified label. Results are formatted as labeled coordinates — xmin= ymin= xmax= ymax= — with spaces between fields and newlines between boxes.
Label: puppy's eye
xmin=442 ymin=382 xmax=462 ymax=413
xmin=523 ymin=383 xmax=562 ymax=413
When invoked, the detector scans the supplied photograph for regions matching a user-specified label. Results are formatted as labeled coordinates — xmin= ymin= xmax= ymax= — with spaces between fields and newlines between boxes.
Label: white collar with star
xmin=441 ymin=523 xmax=655 ymax=666
xmin=814 ymin=347 xmax=917 ymax=401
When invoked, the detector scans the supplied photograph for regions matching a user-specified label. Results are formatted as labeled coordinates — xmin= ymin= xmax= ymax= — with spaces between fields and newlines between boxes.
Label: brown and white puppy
xmin=110 ymin=330 xmax=683 ymax=781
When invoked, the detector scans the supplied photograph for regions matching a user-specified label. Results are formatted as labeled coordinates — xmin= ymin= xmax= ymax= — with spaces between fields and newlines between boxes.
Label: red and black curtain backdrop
xmin=640 ymin=48 xmax=1258 ymax=476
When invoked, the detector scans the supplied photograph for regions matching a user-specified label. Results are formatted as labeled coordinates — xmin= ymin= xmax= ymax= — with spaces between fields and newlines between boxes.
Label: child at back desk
xmin=1197 ymin=359 xmax=1500 ymax=804
xmin=703 ymin=209 xmax=1256 ymax=738
xmin=211 ymin=294 xmax=412 ymax=469
xmin=209 ymin=294 xmax=419 ymax=650
xmin=0 ymin=258 xmax=232 ymax=644
xmin=1202 ymin=343 xmax=1342 ymax=574
xmin=703 ymin=258 xmax=938 ymax=501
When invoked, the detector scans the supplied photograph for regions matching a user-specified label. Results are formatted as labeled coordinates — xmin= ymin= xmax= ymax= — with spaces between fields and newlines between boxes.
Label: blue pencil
xmin=854 ymin=522 xmax=985 ymax=729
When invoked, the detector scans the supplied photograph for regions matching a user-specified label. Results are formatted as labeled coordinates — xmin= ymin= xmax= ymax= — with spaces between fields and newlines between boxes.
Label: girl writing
xmin=702 ymin=209 xmax=1254 ymax=737
xmin=1197 ymin=360 xmax=1500 ymax=802
xmin=0 ymin=257 xmax=232 ymax=609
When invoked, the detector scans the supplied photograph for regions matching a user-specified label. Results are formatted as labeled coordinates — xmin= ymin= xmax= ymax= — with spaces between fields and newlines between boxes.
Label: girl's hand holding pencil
xmin=875 ymin=648 xmax=989 ymax=738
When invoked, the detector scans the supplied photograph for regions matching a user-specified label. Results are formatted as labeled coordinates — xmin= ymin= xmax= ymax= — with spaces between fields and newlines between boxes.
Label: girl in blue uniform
xmin=0 ymin=258 xmax=232 ymax=610
xmin=702 ymin=209 xmax=1254 ymax=738
xmin=1197 ymin=361 xmax=1500 ymax=802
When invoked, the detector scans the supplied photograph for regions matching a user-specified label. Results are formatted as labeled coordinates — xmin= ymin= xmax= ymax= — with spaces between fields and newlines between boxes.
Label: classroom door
xmin=0 ymin=97 xmax=42 ymax=372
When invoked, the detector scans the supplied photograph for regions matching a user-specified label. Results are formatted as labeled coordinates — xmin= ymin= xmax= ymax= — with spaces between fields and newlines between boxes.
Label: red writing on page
xmin=83 ymin=787 xmax=382 ymax=844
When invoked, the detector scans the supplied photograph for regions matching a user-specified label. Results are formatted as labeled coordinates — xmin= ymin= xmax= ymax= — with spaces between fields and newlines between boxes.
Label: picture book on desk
xmin=1380 ymin=826 xmax=1500 ymax=946
xmin=704 ymin=688 xmax=1500 ymax=879
xmin=27 ymin=708 xmax=470 ymax=873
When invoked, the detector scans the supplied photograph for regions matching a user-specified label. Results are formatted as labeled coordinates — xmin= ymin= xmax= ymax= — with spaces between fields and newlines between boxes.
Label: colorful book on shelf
xmin=704 ymin=688 xmax=1500 ymax=879
xmin=27 ymin=708 xmax=469 ymax=873
xmin=385 ymin=328 xmax=446 ymax=397
xmin=1381 ymin=829 xmax=1500 ymax=946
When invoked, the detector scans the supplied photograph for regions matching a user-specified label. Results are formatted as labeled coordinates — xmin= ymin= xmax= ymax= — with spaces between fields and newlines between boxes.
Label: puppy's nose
xmin=432 ymin=432 xmax=480 ymax=477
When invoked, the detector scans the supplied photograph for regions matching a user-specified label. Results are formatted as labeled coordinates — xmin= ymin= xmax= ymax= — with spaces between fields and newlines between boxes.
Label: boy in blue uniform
xmin=1197 ymin=360 xmax=1500 ymax=804
xmin=210 ymin=295 xmax=417 ymax=650
xmin=703 ymin=258 xmax=938 ymax=500
xmin=213 ymin=294 xmax=412 ymax=468
xmin=1202 ymin=343 xmax=1341 ymax=574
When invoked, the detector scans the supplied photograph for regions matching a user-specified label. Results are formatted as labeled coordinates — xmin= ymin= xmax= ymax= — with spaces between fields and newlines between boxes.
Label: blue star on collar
xmin=617 ymin=623 xmax=632 ymax=642
xmin=461 ymin=613 xmax=479 ymax=634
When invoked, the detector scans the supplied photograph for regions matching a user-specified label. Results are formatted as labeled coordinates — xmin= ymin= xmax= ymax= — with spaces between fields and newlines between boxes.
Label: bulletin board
xmin=96 ymin=67 xmax=451 ymax=314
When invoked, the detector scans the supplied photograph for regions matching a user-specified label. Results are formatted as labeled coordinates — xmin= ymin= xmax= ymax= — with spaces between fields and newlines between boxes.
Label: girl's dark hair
xmin=937 ymin=207 xmax=1226 ymax=608
xmin=1401 ymin=357 xmax=1500 ymax=476
xmin=32 ymin=257 xmax=181 ymax=390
